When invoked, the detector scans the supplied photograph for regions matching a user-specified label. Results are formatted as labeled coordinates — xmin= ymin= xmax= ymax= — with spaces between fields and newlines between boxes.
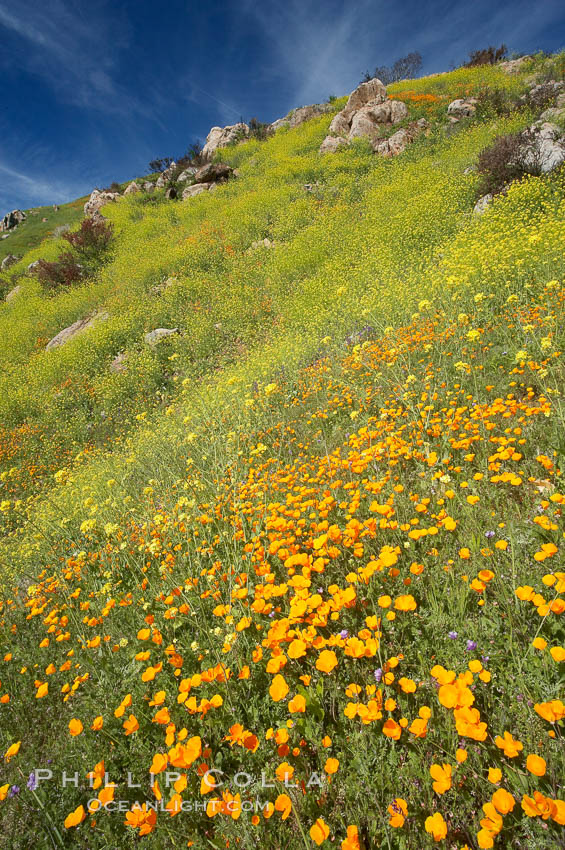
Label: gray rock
xmin=447 ymin=98 xmax=478 ymax=118
xmin=473 ymin=193 xmax=493 ymax=215
xmin=539 ymin=107 xmax=565 ymax=123
xmin=142 ymin=182 xmax=155 ymax=192
xmin=320 ymin=79 xmax=409 ymax=153
xmin=5 ymin=285 xmax=21 ymax=302
xmin=0 ymin=209 xmax=26 ymax=232
xmin=177 ymin=167 xmax=197 ymax=182
xmin=123 ymin=181 xmax=140 ymax=195
xmin=270 ymin=103 xmax=332 ymax=133
xmin=499 ymin=56 xmax=530 ymax=74
xmin=1 ymin=254 xmax=19 ymax=270
xmin=182 ymin=183 xmax=211 ymax=199
xmin=27 ymin=259 xmax=41 ymax=273
xmin=144 ymin=328 xmax=179 ymax=346
xmin=202 ymin=124 xmax=249 ymax=160
xmin=194 ymin=162 xmax=233 ymax=183
xmin=520 ymin=122 xmax=565 ymax=173
xmin=373 ymin=118 xmax=429 ymax=157
xmin=45 ymin=312 xmax=109 ymax=351
xmin=155 ymin=162 xmax=177 ymax=189
xmin=84 ymin=189 xmax=120 ymax=217
xmin=319 ymin=136 xmax=348 ymax=154
xmin=165 ymin=187 xmax=178 ymax=200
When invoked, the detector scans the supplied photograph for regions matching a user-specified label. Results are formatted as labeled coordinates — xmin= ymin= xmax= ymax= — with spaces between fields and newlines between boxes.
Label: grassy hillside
xmin=0 ymin=55 xmax=564 ymax=849
xmin=0 ymin=198 xmax=87 ymax=269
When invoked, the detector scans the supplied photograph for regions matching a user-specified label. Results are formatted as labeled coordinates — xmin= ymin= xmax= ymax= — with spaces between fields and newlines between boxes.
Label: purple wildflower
xmin=448 ymin=631 xmax=458 ymax=640
xmin=374 ymin=668 xmax=383 ymax=683
xmin=466 ymin=639 xmax=477 ymax=651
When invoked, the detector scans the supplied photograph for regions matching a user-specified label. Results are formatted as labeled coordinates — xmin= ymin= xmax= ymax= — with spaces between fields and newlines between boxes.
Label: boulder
xmin=473 ymin=193 xmax=494 ymax=215
xmin=539 ymin=106 xmax=565 ymax=123
xmin=342 ymin=78 xmax=387 ymax=120
xmin=27 ymin=259 xmax=41 ymax=273
xmin=165 ymin=187 xmax=178 ymax=200
xmin=519 ymin=122 xmax=565 ymax=174
xmin=142 ymin=181 xmax=155 ymax=192
xmin=45 ymin=312 xmax=109 ymax=352
xmin=202 ymin=124 xmax=249 ymax=160
xmin=84 ymin=189 xmax=120 ymax=217
xmin=5 ymin=285 xmax=21 ymax=302
xmin=320 ymin=78 xmax=409 ymax=152
xmin=155 ymin=162 xmax=177 ymax=189
xmin=1 ymin=254 xmax=19 ymax=270
xmin=182 ymin=183 xmax=211 ymax=200
xmin=177 ymin=167 xmax=197 ymax=183
xmin=123 ymin=181 xmax=140 ymax=195
xmin=499 ymin=56 xmax=530 ymax=74
xmin=269 ymin=103 xmax=332 ymax=133
xmin=144 ymin=328 xmax=179 ymax=346
xmin=194 ymin=162 xmax=233 ymax=183
xmin=447 ymin=98 xmax=478 ymax=119
xmin=0 ymin=209 xmax=26 ymax=232
xmin=374 ymin=118 xmax=429 ymax=157
xmin=319 ymin=136 xmax=348 ymax=154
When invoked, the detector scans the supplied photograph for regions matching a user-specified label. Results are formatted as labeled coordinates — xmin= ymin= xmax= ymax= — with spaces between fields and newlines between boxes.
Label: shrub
xmin=62 ymin=217 xmax=114 ymax=262
xmin=362 ymin=52 xmax=423 ymax=85
xmin=465 ymin=44 xmax=507 ymax=67
xmin=249 ymin=117 xmax=269 ymax=141
xmin=475 ymin=87 xmax=521 ymax=119
xmin=476 ymin=129 xmax=545 ymax=196
xmin=524 ymin=81 xmax=561 ymax=112
xmin=35 ymin=252 xmax=83 ymax=290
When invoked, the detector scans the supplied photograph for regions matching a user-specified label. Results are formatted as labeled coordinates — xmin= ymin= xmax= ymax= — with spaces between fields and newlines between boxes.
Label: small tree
xmin=62 ymin=218 xmax=114 ymax=262
xmin=148 ymin=156 xmax=174 ymax=173
xmin=363 ymin=51 xmax=423 ymax=85
xmin=465 ymin=45 xmax=507 ymax=67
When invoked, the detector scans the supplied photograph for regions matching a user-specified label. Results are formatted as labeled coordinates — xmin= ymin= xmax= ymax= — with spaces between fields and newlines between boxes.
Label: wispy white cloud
xmin=0 ymin=160 xmax=85 ymax=209
xmin=0 ymin=0 xmax=156 ymax=118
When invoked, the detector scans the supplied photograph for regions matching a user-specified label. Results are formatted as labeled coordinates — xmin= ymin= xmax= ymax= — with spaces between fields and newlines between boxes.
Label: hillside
xmin=0 ymin=54 xmax=564 ymax=850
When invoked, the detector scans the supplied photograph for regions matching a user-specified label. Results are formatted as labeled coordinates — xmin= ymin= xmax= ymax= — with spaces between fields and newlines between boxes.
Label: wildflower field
xmin=0 ymin=56 xmax=564 ymax=849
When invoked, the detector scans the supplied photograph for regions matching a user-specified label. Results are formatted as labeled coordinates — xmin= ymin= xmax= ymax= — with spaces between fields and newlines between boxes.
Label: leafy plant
xmin=465 ymin=44 xmax=508 ymax=67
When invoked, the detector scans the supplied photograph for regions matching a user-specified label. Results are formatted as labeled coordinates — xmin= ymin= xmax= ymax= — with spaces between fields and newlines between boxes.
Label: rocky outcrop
xmin=0 ymin=209 xmax=26 ymax=232
xmin=165 ymin=187 xmax=178 ymax=200
xmin=1 ymin=254 xmax=20 ymax=270
xmin=202 ymin=124 xmax=249 ymax=160
xmin=45 ymin=312 xmax=109 ymax=351
xmin=123 ymin=181 xmax=140 ymax=195
xmin=194 ymin=162 xmax=233 ymax=183
xmin=144 ymin=328 xmax=179 ymax=345
xmin=499 ymin=56 xmax=530 ymax=74
xmin=5 ymin=285 xmax=21 ymax=302
xmin=374 ymin=119 xmax=429 ymax=156
xmin=155 ymin=162 xmax=177 ymax=189
xmin=473 ymin=193 xmax=494 ymax=215
xmin=320 ymin=78 xmax=410 ymax=152
xmin=27 ymin=259 xmax=41 ymax=273
xmin=447 ymin=98 xmax=478 ymax=119
xmin=84 ymin=189 xmax=120 ymax=217
xmin=270 ymin=103 xmax=332 ymax=133
xmin=177 ymin=167 xmax=197 ymax=182
xmin=520 ymin=122 xmax=565 ymax=174
xmin=182 ymin=183 xmax=212 ymax=200
xmin=142 ymin=181 xmax=155 ymax=192
xmin=319 ymin=136 xmax=348 ymax=154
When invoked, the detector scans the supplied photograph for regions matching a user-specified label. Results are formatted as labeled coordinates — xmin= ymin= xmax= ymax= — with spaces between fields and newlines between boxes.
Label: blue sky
xmin=1 ymin=0 xmax=564 ymax=212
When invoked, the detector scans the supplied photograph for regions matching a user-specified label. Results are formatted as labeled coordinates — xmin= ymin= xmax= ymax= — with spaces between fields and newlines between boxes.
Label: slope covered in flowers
xmin=0 ymin=56 xmax=564 ymax=849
